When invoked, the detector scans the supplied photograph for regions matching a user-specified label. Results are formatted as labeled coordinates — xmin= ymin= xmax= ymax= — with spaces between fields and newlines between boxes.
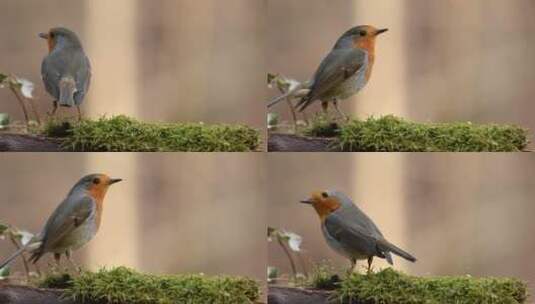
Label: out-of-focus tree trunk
xmin=83 ymin=0 xmax=141 ymax=270
xmin=352 ymin=1 xmax=410 ymax=271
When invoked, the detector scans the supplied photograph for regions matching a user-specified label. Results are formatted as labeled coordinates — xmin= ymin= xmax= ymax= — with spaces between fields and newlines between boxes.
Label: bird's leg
xmin=276 ymin=86 xmax=298 ymax=130
xmin=65 ymin=250 xmax=81 ymax=273
xmin=347 ymin=258 xmax=357 ymax=275
xmin=48 ymin=101 xmax=58 ymax=117
xmin=333 ymin=99 xmax=348 ymax=121
xmin=76 ymin=106 xmax=82 ymax=122
xmin=302 ymin=109 xmax=309 ymax=126
xmin=367 ymin=256 xmax=374 ymax=274
xmin=321 ymin=101 xmax=329 ymax=117
xmin=34 ymin=261 xmax=42 ymax=277
xmin=52 ymin=252 xmax=62 ymax=273
xmin=286 ymin=97 xmax=298 ymax=132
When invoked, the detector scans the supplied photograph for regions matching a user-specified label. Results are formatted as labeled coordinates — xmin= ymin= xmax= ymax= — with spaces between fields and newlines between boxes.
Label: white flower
xmin=16 ymin=78 xmax=34 ymax=99
xmin=282 ymin=230 xmax=302 ymax=252
xmin=18 ymin=230 xmax=34 ymax=246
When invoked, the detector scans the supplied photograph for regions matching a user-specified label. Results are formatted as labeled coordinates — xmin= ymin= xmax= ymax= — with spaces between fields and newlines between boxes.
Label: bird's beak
xmin=108 ymin=178 xmax=123 ymax=185
xmin=300 ymin=199 xmax=313 ymax=205
xmin=38 ymin=32 xmax=49 ymax=39
xmin=375 ymin=28 xmax=389 ymax=36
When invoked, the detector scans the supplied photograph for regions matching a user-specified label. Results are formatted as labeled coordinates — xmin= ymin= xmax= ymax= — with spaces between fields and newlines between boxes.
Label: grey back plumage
xmin=328 ymin=190 xmax=384 ymax=238
xmin=297 ymin=47 xmax=367 ymax=111
xmin=41 ymin=29 xmax=91 ymax=106
xmin=30 ymin=184 xmax=96 ymax=262
xmin=323 ymin=190 xmax=390 ymax=261
xmin=322 ymin=190 xmax=416 ymax=265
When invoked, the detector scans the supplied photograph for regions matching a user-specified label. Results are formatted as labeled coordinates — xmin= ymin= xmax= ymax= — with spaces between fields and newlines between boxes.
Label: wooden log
xmin=268 ymin=133 xmax=339 ymax=152
xmin=0 ymin=134 xmax=62 ymax=152
xmin=0 ymin=285 xmax=74 ymax=304
xmin=268 ymin=286 xmax=334 ymax=304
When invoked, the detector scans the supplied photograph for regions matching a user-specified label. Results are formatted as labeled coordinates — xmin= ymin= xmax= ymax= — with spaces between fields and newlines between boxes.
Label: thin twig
xmin=297 ymin=252 xmax=308 ymax=277
xmin=8 ymin=233 xmax=30 ymax=282
xmin=277 ymin=237 xmax=297 ymax=279
xmin=9 ymin=87 xmax=29 ymax=125
xmin=27 ymin=99 xmax=41 ymax=125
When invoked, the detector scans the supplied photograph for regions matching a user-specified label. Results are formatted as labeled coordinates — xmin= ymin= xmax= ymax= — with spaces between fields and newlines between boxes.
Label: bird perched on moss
xmin=269 ymin=25 xmax=387 ymax=120
xmin=301 ymin=190 xmax=416 ymax=272
xmin=0 ymin=174 xmax=121 ymax=270
xmin=39 ymin=27 xmax=91 ymax=121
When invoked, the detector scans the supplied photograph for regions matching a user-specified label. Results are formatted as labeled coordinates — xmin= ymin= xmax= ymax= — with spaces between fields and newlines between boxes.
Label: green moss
xmin=39 ymin=267 xmax=259 ymax=304
xmin=38 ymin=272 xmax=74 ymax=289
xmin=307 ymin=263 xmax=341 ymax=290
xmin=43 ymin=115 xmax=260 ymax=152
xmin=304 ymin=115 xmax=529 ymax=152
xmin=336 ymin=268 xmax=527 ymax=304
xmin=302 ymin=114 xmax=341 ymax=138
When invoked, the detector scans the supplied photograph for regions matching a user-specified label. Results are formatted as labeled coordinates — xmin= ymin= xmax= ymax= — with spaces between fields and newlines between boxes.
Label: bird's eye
xmin=359 ymin=30 xmax=367 ymax=37
xmin=92 ymin=178 xmax=100 ymax=185
xmin=49 ymin=32 xmax=55 ymax=38
xmin=321 ymin=192 xmax=329 ymax=198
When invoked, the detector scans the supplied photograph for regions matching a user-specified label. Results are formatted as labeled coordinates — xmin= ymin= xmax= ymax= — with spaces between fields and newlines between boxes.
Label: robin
xmin=301 ymin=190 xmax=416 ymax=272
xmin=269 ymin=25 xmax=387 ymax=120
xmin=0 ymin=174 xmax=121 ymax=270
xmin=39 ymin=27 xmax=91 ymax=121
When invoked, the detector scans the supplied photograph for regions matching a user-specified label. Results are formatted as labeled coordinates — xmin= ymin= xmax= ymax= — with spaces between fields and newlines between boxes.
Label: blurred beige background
xmin=0 ymin=0 xmax=265 ymax=128
xmin=268 ymin=1 xmax=535 ymax=140
xmin=0 ymin=153 xmax=266 ymax=283
xmin=268 ymin=154 xmax=535 ymax=295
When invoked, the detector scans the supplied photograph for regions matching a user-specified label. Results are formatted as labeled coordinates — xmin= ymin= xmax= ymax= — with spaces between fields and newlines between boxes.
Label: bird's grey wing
xmin=337 ymin=203 xmax=385 ymax=239
xmin=71 ymin=52 xmax=91 ymax=104
xmin=297 ymin=48 xmax=367 ymax=110
xmin=39 ymin=195 xmax=95 ymax=251
xmin=41 ymin=56 xmax=61 ymax=99
xmin=324 ymin=212 xmax=380 ymax=258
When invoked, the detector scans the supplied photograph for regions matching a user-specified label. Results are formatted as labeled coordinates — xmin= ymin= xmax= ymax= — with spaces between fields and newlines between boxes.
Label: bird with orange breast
xmin=268 ymin=25 xmax=388 ymax=120
xmin=0 ymin=174 xmax=121 ymax=270
xmin=301 ymin=190 xmax=416 ymax=272
xmin=39 ymin=27 xmax=91 ymax=121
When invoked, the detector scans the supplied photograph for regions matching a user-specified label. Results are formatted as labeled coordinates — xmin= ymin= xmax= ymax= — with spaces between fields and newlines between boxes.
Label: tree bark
xmin=268 ymin=133 xmax=339 ymax=152
xmin=0 ymin=134 xmax=62 ymax=152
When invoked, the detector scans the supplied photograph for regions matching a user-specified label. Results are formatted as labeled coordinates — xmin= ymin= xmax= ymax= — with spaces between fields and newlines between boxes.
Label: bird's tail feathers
xmin=378 ymin=239 xmax=417 ymax=263
xmin=383 ymin=251 xmax=393 ymax=265
xmin=58 ymin=77 xmax=77 ymax=107
xmin=296 ymin=97 xmax=312 ymax=112
xmin=0 ymin=241 xmax=42 ymax=269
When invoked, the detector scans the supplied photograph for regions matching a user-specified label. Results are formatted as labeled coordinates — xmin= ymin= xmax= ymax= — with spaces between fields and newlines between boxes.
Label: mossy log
xmin=0 ymin=115 xmax=261 ymax=152
xmin=270 ymin=115 xmax=530 ymax=152
xmin=269 ymin=269 xmax=528 ymax=304
xmin=36 ymin=267 xmax=259 ymax=304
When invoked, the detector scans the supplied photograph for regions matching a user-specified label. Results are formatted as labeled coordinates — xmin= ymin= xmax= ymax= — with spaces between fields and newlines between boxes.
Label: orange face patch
xmin=307 ymin=191 xmax=342 ymax=222
xmin=46 ymin=33 xmax=56 ymax=53
xmin=352 ymin=33 xmax=378 ymax=82
xmin=351 ymin=26 xmax=384 ymax=61
xmin=354 ymin=36 xmax=377 ymax=53
xmin=87 ymin=175 xmax=112 ymax=229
